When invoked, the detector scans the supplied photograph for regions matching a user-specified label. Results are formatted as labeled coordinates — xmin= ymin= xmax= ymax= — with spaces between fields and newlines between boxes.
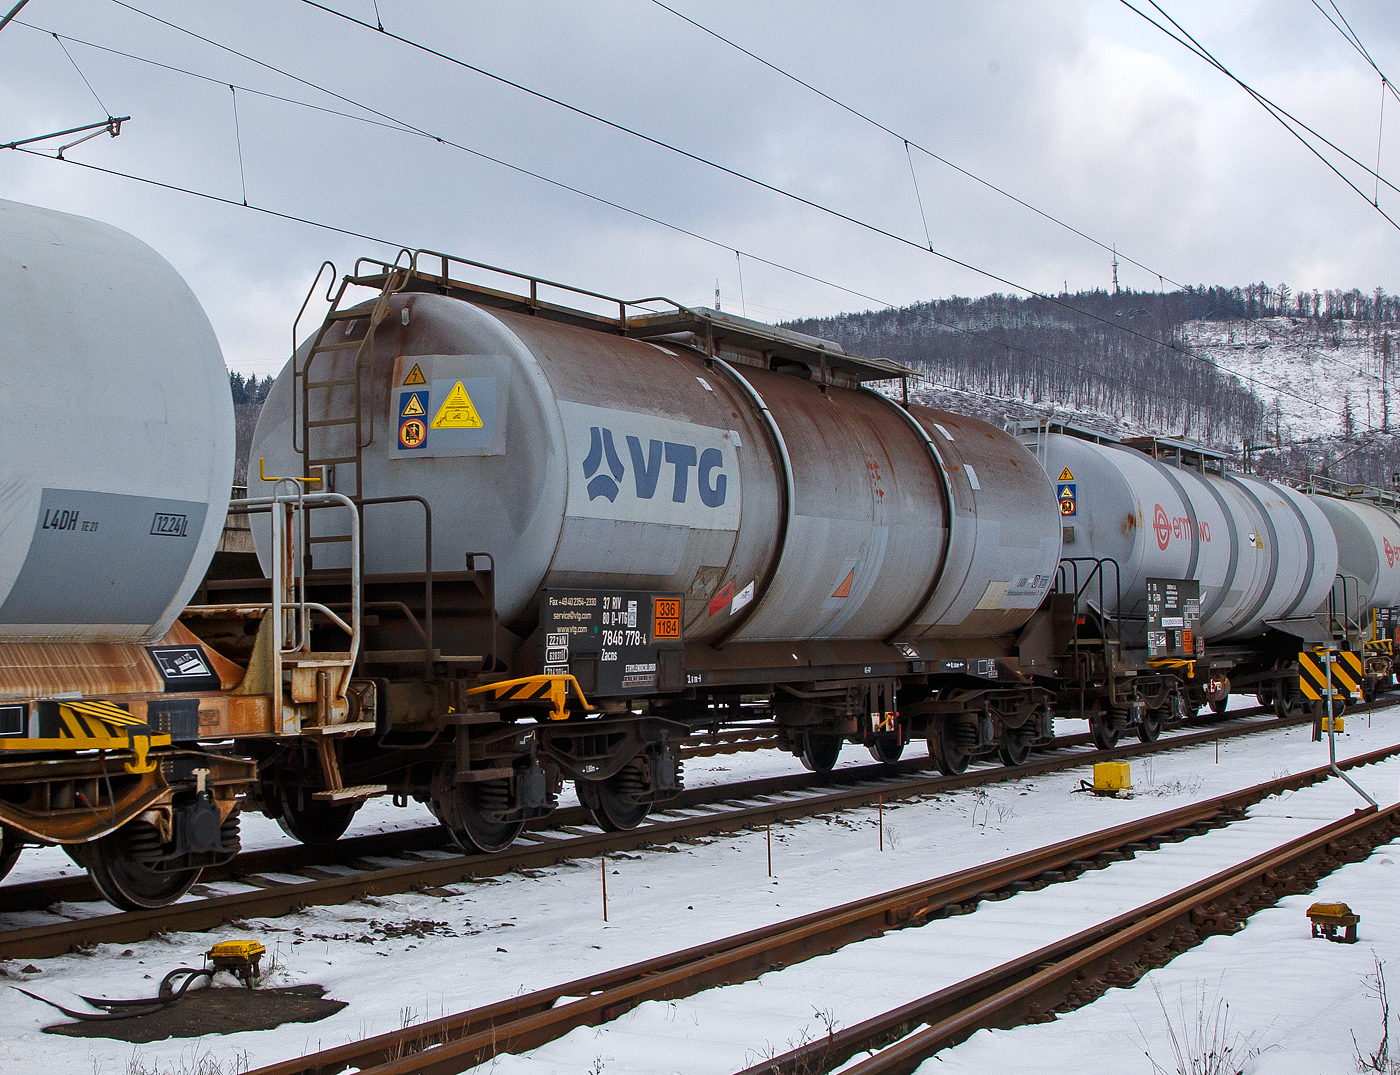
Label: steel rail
xmin=243 ymin=743 xmax=1400 ymax=1075
xmin=762 ymin=802 xmax=1400 ymax=1075
xmin=0 ymin=708 xmax=1359 ymax=956
xmin=0 ymin=706 xmax=1281 ymax=914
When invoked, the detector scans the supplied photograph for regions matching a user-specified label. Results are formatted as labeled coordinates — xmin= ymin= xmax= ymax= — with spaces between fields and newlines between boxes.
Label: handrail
xmin=356 ymin=495 xmax=433 ymax=679
xmin=225 ymin=488 xmax=362 ymax=733
xmin=350 ymin=249 xmax=689 ymax=327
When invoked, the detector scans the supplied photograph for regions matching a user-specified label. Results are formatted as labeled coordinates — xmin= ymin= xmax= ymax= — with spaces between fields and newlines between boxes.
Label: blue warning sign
xmin=1058 ymin=482 xmax=1076 ymax=517
xmin=398 ymin=391 xmax=429 ymax=451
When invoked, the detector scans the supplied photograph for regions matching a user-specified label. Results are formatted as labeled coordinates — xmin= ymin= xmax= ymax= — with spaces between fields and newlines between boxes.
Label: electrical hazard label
xmin=1058 ymin=482 xmax=1076 ymax=516
xmin=402 ymin=363 xmax=426 ymax=386
xmin=431 ymin=381 xmax=484 ymax=429
xmin=400 ymin=392 xmax=426 ymax=417
xmin=1058 ymin=467 xmax=1074 ymax=481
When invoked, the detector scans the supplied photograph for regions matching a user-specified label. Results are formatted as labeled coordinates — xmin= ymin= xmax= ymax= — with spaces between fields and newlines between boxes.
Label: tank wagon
xmin=1011 ymin=423 xmax=1400 ymax=749
xmin=0 ymin=200 xmax=369 ymax=909
xmin=199 ymin=252 xmax=1400 ymax=854
xmin=198 ymin=251 xmax=1065 ymax=852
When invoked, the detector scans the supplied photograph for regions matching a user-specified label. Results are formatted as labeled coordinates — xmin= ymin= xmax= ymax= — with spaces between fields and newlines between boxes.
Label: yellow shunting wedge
xmin=1093 ymin=761 xmax=1133 ymax=793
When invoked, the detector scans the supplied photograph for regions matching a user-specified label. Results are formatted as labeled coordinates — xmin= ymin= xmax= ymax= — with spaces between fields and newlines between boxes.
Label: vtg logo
xmin=583 ymin=426 xmax=728 ymax=507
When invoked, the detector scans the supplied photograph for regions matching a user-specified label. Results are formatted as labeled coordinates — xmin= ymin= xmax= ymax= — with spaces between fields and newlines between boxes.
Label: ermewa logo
xmin=583 ymin=426 xmax=727 ymax=507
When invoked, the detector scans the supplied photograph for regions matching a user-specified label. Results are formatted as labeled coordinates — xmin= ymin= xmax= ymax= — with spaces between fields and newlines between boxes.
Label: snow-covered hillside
xmin=1182 ymin=317 xmax=1398 ymax=443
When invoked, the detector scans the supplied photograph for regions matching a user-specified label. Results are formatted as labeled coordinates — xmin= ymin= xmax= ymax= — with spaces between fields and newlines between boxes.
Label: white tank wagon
xmin=0 ymin=198 xmax=234 ymax=643
xmin=1019 ymin=428 xmax=1337 ymax=641
xmin=1308 ymin=492 xmax=1400 ymax=622
xmin=0 ymin=202 xmax=342 ymax=911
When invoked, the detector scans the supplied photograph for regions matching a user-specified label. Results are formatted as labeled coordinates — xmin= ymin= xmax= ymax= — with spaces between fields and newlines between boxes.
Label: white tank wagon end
xmin=0 ymin=202 xmax=367 ymax=910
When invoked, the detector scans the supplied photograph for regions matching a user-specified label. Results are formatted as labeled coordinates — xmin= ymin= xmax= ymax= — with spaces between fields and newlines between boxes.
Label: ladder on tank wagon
xmin=292 ymin=261 xmax=407 ymax=506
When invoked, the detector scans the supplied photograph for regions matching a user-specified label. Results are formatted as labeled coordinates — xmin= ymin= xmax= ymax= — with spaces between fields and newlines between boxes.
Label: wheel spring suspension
xmin=125 ymin=821 xmax=166 ymax=865
xmin=477 ymin=779 xmax=511 ymax=820
xmin=616 ymin=762 xmax=648 ymax=801
xmin=220 ymin=812 xmax=241 ymax=854
xmin=954 ymin=721 xmax=978 ymax=750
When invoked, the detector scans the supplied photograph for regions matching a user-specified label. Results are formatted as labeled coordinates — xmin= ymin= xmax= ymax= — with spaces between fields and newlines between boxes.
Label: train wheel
xmin=276 ymin=787 xmax=358 ymax=846
xmin=1090 ymin=717 xmax=1120 ymax=750
xmin=0 ymin=825 xmax=23 ymax=883
xmin=868 ymin=738 xmax=904 ymax=764
xmin=1273 ymin=684 xmax=1294 ymax=719
xmin=1208 ymin=698 xmax=1228 ymax=716
xmin=997 ymin=731 xmax=1032 ymax=767
xmin=799 ymin=733 xmax=843 ymax=774
xmin=84 ymin=821 xmax=201 ymax=911
xmin=429 ymin=768 xmax=524 ymax=854
xmin=1137 ymin=707 xmax=1164 ymax=743
xmin=1256 ymin=687 xmax=1274 ymax=709
xmin=580 ymin=762 xmax=652 ymax=832
xmin=932 ymin=719 xmax=971 ymax=776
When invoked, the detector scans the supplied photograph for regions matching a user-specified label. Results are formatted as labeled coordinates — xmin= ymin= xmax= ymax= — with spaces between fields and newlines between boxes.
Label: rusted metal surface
xmin=0 ymin=752 xmax=254 ymax=844
xmin=241 ymin=748 xmax=1400 ymax=1075
xmin=0 ymin=620 xmax=242 ymax=703
xmin=0 ymin=706 xmax=1372 ymax=961
xmin=678 ymin=723 xmax=779 ymax=759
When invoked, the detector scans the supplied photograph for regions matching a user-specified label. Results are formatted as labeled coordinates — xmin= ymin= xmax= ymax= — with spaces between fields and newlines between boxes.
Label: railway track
xmin=0 ymin=705 xmax=1293 ymax=916
xmin=0 ymin=704 xmax=1373 ymax=959
xmin=242 ymin=741 xmax=1400 ymax=1075
xmin=750 ymin=801 xmax=1400 ymax=1074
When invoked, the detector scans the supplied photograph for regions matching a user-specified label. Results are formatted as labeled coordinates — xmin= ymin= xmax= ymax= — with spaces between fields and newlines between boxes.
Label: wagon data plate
xmin=541 ymin=589 xmax=683 ymax=696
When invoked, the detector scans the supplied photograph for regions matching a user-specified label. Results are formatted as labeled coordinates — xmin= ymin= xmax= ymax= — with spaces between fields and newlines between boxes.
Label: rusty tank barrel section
xmin=250 ymin=289 xmax=1062 ymax=653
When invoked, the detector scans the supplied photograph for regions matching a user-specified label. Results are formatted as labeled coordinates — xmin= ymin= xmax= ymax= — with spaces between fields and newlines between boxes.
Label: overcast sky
xmin=3 ymin=0 xmax=1399 ymax=376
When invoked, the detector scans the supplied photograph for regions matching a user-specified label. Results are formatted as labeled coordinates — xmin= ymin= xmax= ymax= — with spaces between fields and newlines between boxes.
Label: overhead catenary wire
xmin=1309 ymin=0 xmax=1395 ymax=207
xmin=1122 ymin=0 xmax=1400 ymax=231
xmin=7 ymin=7 xmax=1364 ymax=432
xmin=89 ymin=1 xmax=1395 ymax=399
xmin=9 ymin=16 xmax=1245 ymax=417
xmin=650 ymin=0 xmax=1397 ymax=390
xmin=4 ymin=138 xmax=1241 ymax=422
xmin=904 ymin=140 xmax=932 ymax=251
xmin=52 ymin=31 xmax=110 ymax=115
xmin=295 ymin=0 xmax=1348 ymax=420
xmin=230 ymin=84 xmax=247 ymax=206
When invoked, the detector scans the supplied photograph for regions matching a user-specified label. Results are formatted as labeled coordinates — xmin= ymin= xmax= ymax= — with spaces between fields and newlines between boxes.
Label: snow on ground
xmin=0 ymin=704 xmax=1393 ymax=1074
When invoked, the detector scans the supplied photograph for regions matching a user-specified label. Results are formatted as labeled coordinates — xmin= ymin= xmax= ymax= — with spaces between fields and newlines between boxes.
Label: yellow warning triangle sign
xmin=402 ymin=363 xmax=426 ymax=386
xmin=1058 ymin=467 xmax=1074 ymax=481
xmin=400 ymin=393 xmax=425 ymax=417
xmin=431 ymin=381 xmax=484 ymax=429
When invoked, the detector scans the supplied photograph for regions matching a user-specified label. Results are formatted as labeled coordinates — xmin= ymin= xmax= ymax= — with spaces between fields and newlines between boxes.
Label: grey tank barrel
xmin=251 ymin=291 xmax=1062 ymax=644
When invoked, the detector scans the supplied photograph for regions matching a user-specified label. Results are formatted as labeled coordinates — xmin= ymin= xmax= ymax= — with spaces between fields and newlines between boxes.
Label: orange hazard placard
xmin=653 ymin=597 xmax=681 ymax=638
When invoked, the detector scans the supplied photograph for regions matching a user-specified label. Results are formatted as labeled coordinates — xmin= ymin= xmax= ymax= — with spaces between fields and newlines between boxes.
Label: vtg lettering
xmin=584 ymin=425 xmax=727 ymax=507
